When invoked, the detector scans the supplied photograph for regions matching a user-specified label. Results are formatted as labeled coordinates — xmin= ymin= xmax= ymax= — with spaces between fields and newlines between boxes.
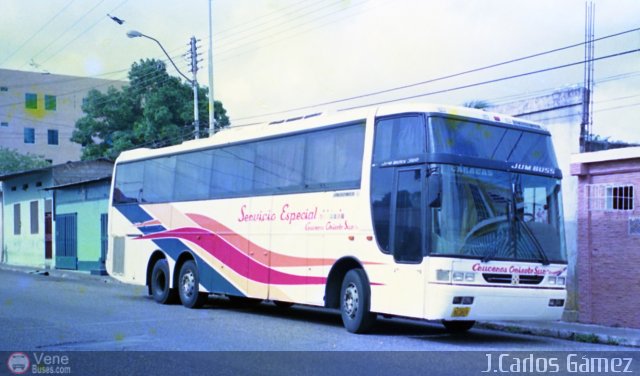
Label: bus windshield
xmin=428 ymin=116 xmax=558 ymax=170
xmin=430 ymin=164 xmax=566 ymax=263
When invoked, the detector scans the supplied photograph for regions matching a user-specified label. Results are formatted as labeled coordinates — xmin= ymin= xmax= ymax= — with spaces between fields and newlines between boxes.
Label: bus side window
xmin=373 ymin=115 xmax=425 ymax=163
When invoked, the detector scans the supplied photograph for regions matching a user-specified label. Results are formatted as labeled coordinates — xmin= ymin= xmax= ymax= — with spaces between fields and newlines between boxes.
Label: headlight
xmin=452 ymin=271 xmax=475 ymax=282
xmin=548 ymin=276 xmax=565 ymax=285
xmin=436 ymin=269 xmax=451 ymax=282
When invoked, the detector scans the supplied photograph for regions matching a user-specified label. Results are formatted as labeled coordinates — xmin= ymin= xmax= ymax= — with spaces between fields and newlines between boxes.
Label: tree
xmin=72 ymin=59 xmax=230 ymax=160
xmin=0 ymin=148 xmax=50 ymax=175
xmin=462 ymin=100 xmax=492 ymax=109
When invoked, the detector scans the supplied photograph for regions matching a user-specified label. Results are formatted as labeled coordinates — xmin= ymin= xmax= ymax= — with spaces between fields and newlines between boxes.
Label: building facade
xmin=48 ymin=177 xmax=111 ymax=274
xmin=0 ymin=69 xmax=123 ymax=164
xmin=0 ymin=160 xmax=113 ymax=269
xmin=571 ymin=147 xmax=640 ymax=328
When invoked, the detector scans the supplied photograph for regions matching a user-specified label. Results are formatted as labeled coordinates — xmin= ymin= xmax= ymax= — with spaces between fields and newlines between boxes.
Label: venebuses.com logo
xmin=6 ymin=352 xmax=72 ymax=374
xmin=6 ymin=352 xmax=30 ymax=374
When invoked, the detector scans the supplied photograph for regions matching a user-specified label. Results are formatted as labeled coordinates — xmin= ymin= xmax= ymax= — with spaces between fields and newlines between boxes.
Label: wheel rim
xmin=343 ymin=282 xmax=359 ymax=319
xmin=181 ymin=270 xmax=196 ymax=298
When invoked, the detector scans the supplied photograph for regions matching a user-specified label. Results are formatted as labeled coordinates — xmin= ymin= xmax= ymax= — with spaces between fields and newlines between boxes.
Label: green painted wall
xmin=54 ymin=181 xmax=109 ymax=271
xmin=56 ymin=200 xmax=107 ymax=269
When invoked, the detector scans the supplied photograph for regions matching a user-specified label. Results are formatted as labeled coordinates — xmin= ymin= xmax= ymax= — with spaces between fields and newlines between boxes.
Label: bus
xmin=106 ymin=103 xmax=567 ymax=333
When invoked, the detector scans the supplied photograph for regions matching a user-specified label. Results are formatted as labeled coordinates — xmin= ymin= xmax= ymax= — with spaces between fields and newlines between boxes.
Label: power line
xmin=214 ymin=0 xmax=328 ymax=43
xmin=340 ymin=48 xmax=640 ymax=110
xmin=214 ymin=0 xmax=358 ymax=55
xmin=38 ymin=0 xmax=130 ymax=67
xmin=0 ymin=53 xmax=192 ymax=110
xmin=0 ymin=0 xmax=78 ymax=66
xmin=232 ymin=26 xmax=640 ymax=122
xmin=23 ymin=0 xmax=109 ymax=69
xmin=214 ymin=0 xmax=384 ymax=63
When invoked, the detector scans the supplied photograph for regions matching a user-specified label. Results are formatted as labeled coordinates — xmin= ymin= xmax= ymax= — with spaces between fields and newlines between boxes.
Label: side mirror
xmin=428 ymin=173 xmax=442 ymax=208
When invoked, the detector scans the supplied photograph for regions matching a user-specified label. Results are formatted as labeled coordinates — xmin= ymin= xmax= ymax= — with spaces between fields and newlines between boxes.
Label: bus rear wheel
xmin=178 ymin=260 xmax=208 ymax=308
xmin=442 ymin=320 xmax=475 ymax=334
xmin=151 ymin=259 xmax=177 ymax=304
xmin=340 ymin=269 xmax=376 ymax=333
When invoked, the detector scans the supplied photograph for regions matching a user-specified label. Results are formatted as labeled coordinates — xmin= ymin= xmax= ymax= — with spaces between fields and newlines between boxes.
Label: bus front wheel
xmin=178 ymin=260 xmax=208 ymax=308
xmin=340 ymin=269 xmax=376 ymax=333
xmin=151 ymin=259 xmax=177 ymax=304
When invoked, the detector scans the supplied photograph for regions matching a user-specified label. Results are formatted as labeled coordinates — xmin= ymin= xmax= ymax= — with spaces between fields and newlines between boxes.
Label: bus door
xmin=388 ymin=167 xmax=425 ymax=318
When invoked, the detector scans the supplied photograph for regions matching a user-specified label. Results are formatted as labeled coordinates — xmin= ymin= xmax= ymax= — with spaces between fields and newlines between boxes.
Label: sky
xmin=1 ymin=0 xmax=639 ymax=143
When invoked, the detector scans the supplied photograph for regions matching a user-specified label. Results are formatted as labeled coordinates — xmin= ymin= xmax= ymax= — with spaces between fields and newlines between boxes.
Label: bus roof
xmin=115 ymin=103 xmax=545 ymax=164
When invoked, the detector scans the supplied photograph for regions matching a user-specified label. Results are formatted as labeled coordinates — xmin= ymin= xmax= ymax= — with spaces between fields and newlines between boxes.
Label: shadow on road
xmin=143 ymin=294 xmax=549 ymax=346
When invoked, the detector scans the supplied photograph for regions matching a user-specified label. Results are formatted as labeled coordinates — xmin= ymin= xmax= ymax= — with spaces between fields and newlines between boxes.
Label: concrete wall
xmin=571 ymin=148 xmax=640 ymax=328
xmin=1 ymin=172 xmax=53 ymax=267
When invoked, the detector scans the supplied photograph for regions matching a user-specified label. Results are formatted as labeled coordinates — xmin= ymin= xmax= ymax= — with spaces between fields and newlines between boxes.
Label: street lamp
xmin=127 ymin=30 xmax=200 ymax=139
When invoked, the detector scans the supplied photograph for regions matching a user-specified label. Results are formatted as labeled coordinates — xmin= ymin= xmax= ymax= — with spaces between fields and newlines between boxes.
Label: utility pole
xmin=580 ymin=1 xmax=595 ymax=152
xmin=127 ymin=30 xmax=201 ymax=140
xmin=208 ymin=0 xmax=216 ymax=136
xmin=190 ymin=36 xmax=201 ymax=139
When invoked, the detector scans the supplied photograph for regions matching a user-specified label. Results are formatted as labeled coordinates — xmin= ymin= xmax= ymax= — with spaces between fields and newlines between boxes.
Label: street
xmin=0 ymin=268 xmax=622 ymax=352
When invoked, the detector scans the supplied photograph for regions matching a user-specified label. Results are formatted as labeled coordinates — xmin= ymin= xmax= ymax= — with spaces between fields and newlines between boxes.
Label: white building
xmin=0 ymin=69 xmax=124 ymax=164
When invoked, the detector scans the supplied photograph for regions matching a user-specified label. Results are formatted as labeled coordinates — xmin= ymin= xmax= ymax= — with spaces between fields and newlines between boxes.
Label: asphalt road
xmin=1 ymin=269 xmax=637 ymax=375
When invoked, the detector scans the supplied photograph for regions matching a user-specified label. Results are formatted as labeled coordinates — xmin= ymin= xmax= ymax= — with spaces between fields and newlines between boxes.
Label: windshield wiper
xmin=481 ymin=203 xmax=511 ymax=263
xmin=515 ymin=216 xmax=550 ymax=265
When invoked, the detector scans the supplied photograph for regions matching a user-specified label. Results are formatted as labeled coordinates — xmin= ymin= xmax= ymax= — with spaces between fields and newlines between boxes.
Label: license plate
xmin=451 ymin=307 xmax=471 ymax=317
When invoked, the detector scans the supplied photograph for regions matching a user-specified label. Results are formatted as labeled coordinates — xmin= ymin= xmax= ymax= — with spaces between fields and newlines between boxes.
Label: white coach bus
xmin=107 ymin=103 xmax=567 ymax=333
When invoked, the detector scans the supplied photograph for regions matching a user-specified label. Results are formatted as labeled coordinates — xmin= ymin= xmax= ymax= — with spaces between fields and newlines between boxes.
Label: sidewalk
xmin=0 ymin=263 xmax=117 ymax=284
xmin=2 ymin=263 xmax=639 ymax=348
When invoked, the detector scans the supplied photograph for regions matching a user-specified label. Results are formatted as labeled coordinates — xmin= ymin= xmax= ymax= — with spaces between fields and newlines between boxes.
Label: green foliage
xmin=0 ymin=148 xmax=50 ymax=175
xmin=72 ymin=59 xmax=230 ymax=160
xmin=573 ymin=333 xmax=600 ymax=344
xmin=462 ymin=100 xmax=492 ymax=109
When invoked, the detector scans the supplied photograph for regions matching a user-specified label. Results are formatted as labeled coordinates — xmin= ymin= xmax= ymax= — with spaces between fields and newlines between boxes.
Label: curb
xmin=478 ymin=321 xmax=640 ymax=348
xmin=0 ymin=263 xmax=119 ymax=285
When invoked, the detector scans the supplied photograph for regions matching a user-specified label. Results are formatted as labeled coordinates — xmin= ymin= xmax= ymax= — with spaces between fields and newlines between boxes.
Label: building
xmin=47 ymin=177 xmax=111 ymax=274
xmin=0 ymin=69 xmax=123 ymax=164
xmin=0 ymin=160 xmax=113 ymax=269
xmin=570 ymin=147 xmax=640 ymax=328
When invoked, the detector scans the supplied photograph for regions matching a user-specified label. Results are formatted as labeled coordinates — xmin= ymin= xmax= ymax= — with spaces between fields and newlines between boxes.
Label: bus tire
xmin=178 ymin=260 xmax=208 ymax=308
xmin=340 ymin=269 xmax=376 ymax=333
xmin=151 ymin=259 xmax=177 ymax=304
xmin=442 ymin=320 xmax=475 ymax=334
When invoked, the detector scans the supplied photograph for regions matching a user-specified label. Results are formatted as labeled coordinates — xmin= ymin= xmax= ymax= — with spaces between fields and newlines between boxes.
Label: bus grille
xmin=482 ymin=273 xmax=543 ymax=285
xmin=112 ymin=236 xmax=125 ymax=275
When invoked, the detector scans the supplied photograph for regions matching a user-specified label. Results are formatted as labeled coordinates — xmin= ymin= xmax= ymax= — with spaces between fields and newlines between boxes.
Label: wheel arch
xmin=324 ymin=256 xmax=368 ymax=308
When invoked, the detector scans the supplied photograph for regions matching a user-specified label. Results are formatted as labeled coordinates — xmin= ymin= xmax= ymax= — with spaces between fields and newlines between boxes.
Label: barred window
xmin=587 ymin=184 xmax=634 ymax=211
